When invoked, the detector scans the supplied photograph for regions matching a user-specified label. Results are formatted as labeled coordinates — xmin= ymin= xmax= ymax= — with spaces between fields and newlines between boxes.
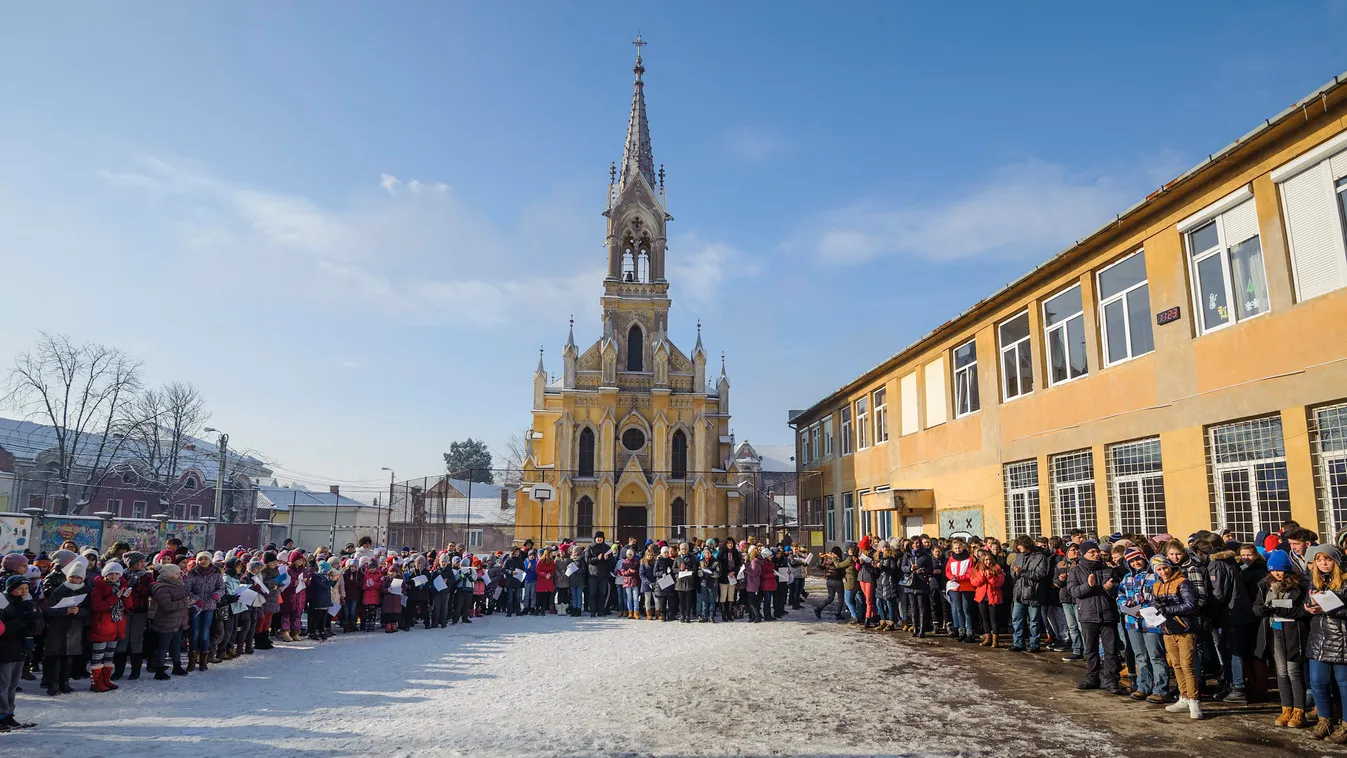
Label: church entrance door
xmin=617 ymin=506 xmax=647 ymax=547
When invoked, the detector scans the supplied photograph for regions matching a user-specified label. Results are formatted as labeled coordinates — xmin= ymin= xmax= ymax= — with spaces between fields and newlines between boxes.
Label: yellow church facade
xmin=514 ymin=41 xmax=739 ymax=547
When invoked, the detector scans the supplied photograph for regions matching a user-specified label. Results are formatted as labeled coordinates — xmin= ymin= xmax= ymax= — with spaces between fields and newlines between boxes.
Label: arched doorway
xmin=615 ymin=482 xmax=648 ymax=546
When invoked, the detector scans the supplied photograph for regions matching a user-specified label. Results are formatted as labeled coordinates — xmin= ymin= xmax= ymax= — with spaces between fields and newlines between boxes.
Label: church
xmin=513 ymin=39 xmax=741 ymax=547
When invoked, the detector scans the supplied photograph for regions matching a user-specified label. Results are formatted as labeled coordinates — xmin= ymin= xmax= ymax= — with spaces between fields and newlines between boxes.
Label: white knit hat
xmin=64 ymin=558 xmax=88 ymax=579
xmin=102 ymin=561 xmax=125 ymax=577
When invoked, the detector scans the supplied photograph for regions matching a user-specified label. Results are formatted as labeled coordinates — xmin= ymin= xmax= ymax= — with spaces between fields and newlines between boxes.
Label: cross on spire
xmin=632 ymin=33 xmax=647 ymax=61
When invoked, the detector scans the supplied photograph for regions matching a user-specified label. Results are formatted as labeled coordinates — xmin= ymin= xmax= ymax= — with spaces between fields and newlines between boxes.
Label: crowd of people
xmin=817 ymin=523 xmax=1345 ymax=742
xmin=2 ymin=521 xmax=1341 ymax=744
xmin=0 ymin=529 xmax=812 ymax=733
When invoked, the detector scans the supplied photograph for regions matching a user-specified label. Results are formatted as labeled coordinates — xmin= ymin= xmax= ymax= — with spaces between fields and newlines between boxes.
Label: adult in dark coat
xmin=584 ymin=534 xmax=613 ymax=617
xmin=1066 ymin=541 xmax=1121 ymax=693
xmin=42 ymin=559 xmax=91 ymax=695
xmin=149 ymin=563 xmax=192 ymax=680
xmin=1009 ymin=535 xmax=1049 ymax=652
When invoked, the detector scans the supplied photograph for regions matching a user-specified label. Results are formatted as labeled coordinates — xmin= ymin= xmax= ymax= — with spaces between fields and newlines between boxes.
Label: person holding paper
xmin=1252 ymin=549 xmax=1310 ymax=729
xmin=452 ymin=558 xmax=476 ymax=624
xmin=742 ymin=546 xmax=764 ymax=623
xmin=430 ymin=554 xmax=456 ymax=628
xmin=674 ymin=543 xmax=699 ymax=623
xmin=277 ymin=550 xmax=310 ymax=642
xmin=303 ymin=562 xmax=335 ymax=641
xmin=41 ymin=558 xmax=91 ymax=696
xmin=1116 ymin=548 xmax=1168 ymax=703
xmin=584 ymin=534 xmax=614 ymax=618
xmin=639 ymin=547 xmax=660 ymax=621
xmin=501 ymin=549 xmax=527 ymax=618
xmin=697 ymin=543 xmax=718 ymax=622
xmin=360 ymin=559 xmax=384 ymax=632
xmin=655 ymin=545 xmax=678 ymax=621
xmin=901 ymin=541 xmax=934 ymax=638
xmin=1151 ymin=556 xmax=1202 ymax=719
xmin=758 ymin=547 xmax=780 ymax=623
xmin=403 ymin=555 xmax=433 ymax=630
xmin=1304 ymin=544 xmax=1347 ymax=742
xmin=87 ymin=561 xmax=128 ymax=693
xmin=554 ymin=549 xmax=573 ymax=616
xmin=380 ymin=559 xmax=404 ymax=633
xmin=115 ymin=552 xmax=154 ymax=680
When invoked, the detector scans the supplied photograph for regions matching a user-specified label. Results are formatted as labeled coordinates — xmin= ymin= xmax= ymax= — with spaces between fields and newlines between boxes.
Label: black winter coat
xmin=1307 ymin=586 xmax=1347 ymax=664
xmin=674 ymin=554 xmax=699 ymax=592
xmin=1205 ymin=551 xmax=1254 ymax=626
xmin=1066 ymin=558 xmax=1119 ymax=624
xmin=1053 ymin=556 xmax=1077 ymax=605
xmin=1012 ymin=549 xmax=1050 ymax=606
xmin=0 ymin=596 xmax=39 ymax=663
xmin=1252 ymin=574 xmax=1309 ymax=663
xmin=901 ymin=549 xmax=934 ymax=593
xmin=43 ymin=582 xmax=91 ymax=656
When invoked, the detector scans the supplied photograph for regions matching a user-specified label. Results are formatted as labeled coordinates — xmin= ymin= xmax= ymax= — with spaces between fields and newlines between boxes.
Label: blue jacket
xmin=1117 ymin=565 xmax=1162 ymax=634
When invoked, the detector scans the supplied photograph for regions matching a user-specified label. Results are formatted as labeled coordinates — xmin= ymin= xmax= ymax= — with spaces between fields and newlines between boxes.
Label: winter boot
xmin=198 ymin=651 xmax=209 ymax=672
xmin=57 ymin=658 xmax=75 ymax=693
xmin=224 ymin=646 xmax=237 ymax=660
xmin=111 ymin=653 xmax=127 ymax=681
xmin=129 ymin=654 xmax=143 ymax=680
xmin=211 ymin=648 xmax=224 ymax=664
xmin=990 ymin=634 xmax=999 ymax=648
xmin=1288 ymin=708 xmax=1306 ymax=728
xmin=154 ymin=664 xmax=172 ymax=680
xmin=1275 ymin=707 xmax=1293 ymax=727
xmin=186 ymin=652 xmax=197 ymax=672
xmin=172 ymin=660 xmax=189 ymax=676
xmin=90 ymin=666 xmax=110 ymax=692
xmin=104 ymin=667 xmax=120 ymax=690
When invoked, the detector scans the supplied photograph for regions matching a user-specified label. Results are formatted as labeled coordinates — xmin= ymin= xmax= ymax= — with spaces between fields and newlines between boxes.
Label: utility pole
xmin=206 ymin=429 xmax=229 ymax=522
xmin=381 ymin=467 xmax=394 ymax=549
xmin=329 ymin=484 xmax=341 ymax=550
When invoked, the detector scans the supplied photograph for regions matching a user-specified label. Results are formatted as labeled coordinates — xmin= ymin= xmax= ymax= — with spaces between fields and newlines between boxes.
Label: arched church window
xmin=578 ymin=428 xmax=595 ymax=477
xmin=576 ymin=496 xmax=594 ymax=540
xmin=671 ymin=497 xmax=687 ymax=540
xmin=637 ymin=251 xmax=649 ymax=283
xmin=671 ymin=430 xmax=687 ymax=479
xmin=627 ymin=324 xmax=643 ymax=371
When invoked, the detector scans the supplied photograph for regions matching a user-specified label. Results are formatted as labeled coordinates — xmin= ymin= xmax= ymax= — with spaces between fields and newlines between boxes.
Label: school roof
xmin=256 ymin=484 xmax=374 ymax=512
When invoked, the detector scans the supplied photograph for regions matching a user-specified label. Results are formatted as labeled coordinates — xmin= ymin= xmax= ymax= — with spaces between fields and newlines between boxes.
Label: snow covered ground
xmin=9 ymin=614 xmax=1122 ymax=758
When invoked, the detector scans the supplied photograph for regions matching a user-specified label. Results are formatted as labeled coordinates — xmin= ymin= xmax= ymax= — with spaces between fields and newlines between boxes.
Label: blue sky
xmin=0 ymin=3 xmax=1343 ymax=498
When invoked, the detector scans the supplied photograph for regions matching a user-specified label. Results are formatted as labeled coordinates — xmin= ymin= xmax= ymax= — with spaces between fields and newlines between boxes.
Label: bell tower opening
xmin=627 ymin=324 xmax=644 ymax=371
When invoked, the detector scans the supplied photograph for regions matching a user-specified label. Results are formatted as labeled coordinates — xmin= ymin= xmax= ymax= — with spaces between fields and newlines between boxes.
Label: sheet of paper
xmin=1270 ymin=598 xmax=1293 ymax=609
xmin=0 ymin=593 xmax=7 ymax=609
xmin=804 ymin=552 xmax=815 ymax=565
xmin=412 ymin=575 xmax=428 ymax=587
xmin=252 ymin=576 xmax=268 ymax=593
xmin=565 ymin=563 xmax=581 ymax=576
xmin=400 ymin=594 xmax=408 ymax=607
xmin=238 ymin=587 xmax=260 ymax=607
xmin=296 ymin=576 xmax=306 ymax=592
xmin=328 ymin=602 xmax=341 ymax=617
xmin=1140 ymin=607 xmax=1167 ymax=627
xmin=777 ymin=569 xmax=792 ymax=583
xmin=52 ymin=594 xmax=85 ymax=609
xmin=1271 ymin=616 xmax=1296 ymax=624
xmin=433 ymin=575 xmax=448 ymax=592
xmin=859 ymin=553 xmax=872 ymax=564
xmin=678 ymin=570 xmax=693 ymax=579
xmin=389 ymin=578 xmax=404 ymax=596
xmin=657 ymin=575 xmax=675 ymax=589
xmin=727 ymin=575 xmax=737 ymax=585
xmin=1313 ymin=591 xmax=1345 ymax=612
xmin=512 ymin=569 xmax=526 ymax=583
xmin=491 ymin=586 xmax=503 ymax=599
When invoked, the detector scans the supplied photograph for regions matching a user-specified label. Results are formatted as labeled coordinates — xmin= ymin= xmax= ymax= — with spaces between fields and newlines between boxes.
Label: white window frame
xmin=855 ymin=397 xmax=869 ymax=450
xmin=1049 ymin=449 xmax=1097 ymax=537
xmin=800 ymin=428 xmax=812 ymax=466
xmin=840 ymin=407 xmax=853 ymax=456
xmin=467 ymin=528 xmax=484 ymax=548
xmin=872 ymin=387 xmax=888 ymax=443
xmin=1312 ymin=403 xmax=1347 ymax=539
xmin=822 ymin=416 xmax=834 ymax=457
xmin=998 ymin=310 xmax=1034 ymax=402
xmin=132 ymin=500 xmax=148 ymax=519
xmin=810 ymin=423 xmax=822 ymax=463
xmin=1208 ymin=415 xmax=1290 ymax=541
xmin=1106 ymin=437 xmax=1166 ymax=535
xmin=1180 ymin=190 xmax=1269 ymax=335
xmin=952 ymin=338 xmax=979 ymax=418
xmin=107 ymin=498 xmax=122 ymax=517
xmin=1003 ymin=460 xmax=1041 ymax=539
xmin=842 ymin=492 xmax=855 ymax=542
xmin=824 ymin=495 xmax=836 ymax=543
xmin=1042 ymin=283 xmax=1088 ymax=387
xmin=188 ymin=504 xmax=202 ymax=521
xmin=1096 ymin=250 xmax=1155 ymax=368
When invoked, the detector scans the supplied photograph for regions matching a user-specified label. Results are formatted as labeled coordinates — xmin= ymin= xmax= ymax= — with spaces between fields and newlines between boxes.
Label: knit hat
xmin=1266 ymin=550 xmax=1293 ymax=572
xmin=64 ymin=559 xmax=88 ymax=579
xmin=102 ymin=561 xmax=125 ymax=577
xmin=247 ymin=558 xmax=263 ymax=570
xmin=594 ymin=531 xmax=605 ymax=540
xmin=1 ymin=552 xmax=27 ymax=572
xmin=157 ymin=563 xmax=182 ymax=578
xmin=1149 ymin=555 xmax=1168 ymax=572
xmin=4 ymin=574 xmax=28 ymax=594
xmin=51 ymin=549 xmax=77 ymax=567
xmin=1079 ymin=540 xmax=1100 ymax=554
xmin=1306 ymin=544 xmax=1344 ymax=565
xmin=317 ymin=560 xmax=333 ymax=573
xmin=196 ymin=551 xmax=212 ymax=562
xmin=1123 ymin=548 xmax=1145 ymax=565
xmin=123 ymin=551 xmax=147 ymax=568
xmin=277 ymin=550 xmax=291 ymax=563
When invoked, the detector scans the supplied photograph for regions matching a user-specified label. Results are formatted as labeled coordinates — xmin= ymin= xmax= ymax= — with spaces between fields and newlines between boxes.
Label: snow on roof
xmin=734 ymin=441 xmax=795 ymax=473
xmin=0 ymin=416 xmax=268 ymax=483
xmin=256 ymin=484 xmax=372 ymax=512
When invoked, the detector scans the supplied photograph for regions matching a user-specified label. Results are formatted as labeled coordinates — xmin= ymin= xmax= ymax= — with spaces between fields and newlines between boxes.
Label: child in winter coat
xmin=380 ymin=560 xmax=403 ymax=633
xmin=87 ymin=561 xmax=128 ymax=692
xmin=42 ymin=558 xmax=91 ymax=696
xmin=1252 ymin=549 xmax=1310 ymax=728
xmin=360 ymin=561 xmax=383 ymax=631
xmin=116 ymin=552 xmax=154 ymax=680
xmin=970 ymin=549 xmax=1005 ymax=647
xmin=305 ymin=563 xmax=335 ymax=641
xmin=0 ymin=575 xmax=39 ymax=731
xmin=278 ymin=551 xmax=310 ymax=641
xmin=341 ymin=560 xmax=363 ymax=632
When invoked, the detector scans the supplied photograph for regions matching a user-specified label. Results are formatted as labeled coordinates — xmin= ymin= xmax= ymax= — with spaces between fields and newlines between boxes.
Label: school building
xmin=790 ymin=70 xmax=1347 ymax=547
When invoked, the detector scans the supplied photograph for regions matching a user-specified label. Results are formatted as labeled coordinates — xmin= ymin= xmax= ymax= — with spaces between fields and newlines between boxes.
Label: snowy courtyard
xmin=9 ymin=614 xmax=1122 ymax=758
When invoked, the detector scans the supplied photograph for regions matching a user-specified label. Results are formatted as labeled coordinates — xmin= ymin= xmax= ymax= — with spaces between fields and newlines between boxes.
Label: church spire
xmin=618 ymin=34 xmax=656 ymax=192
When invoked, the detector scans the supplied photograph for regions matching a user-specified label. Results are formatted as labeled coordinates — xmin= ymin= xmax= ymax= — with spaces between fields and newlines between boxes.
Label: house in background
xmin=255 ymin=481 xmax=388 ymax=551
xmin=388 ymin=476 xmax=516 ymax=553
xmin=732 ymin=441 xmax=799 ymax=539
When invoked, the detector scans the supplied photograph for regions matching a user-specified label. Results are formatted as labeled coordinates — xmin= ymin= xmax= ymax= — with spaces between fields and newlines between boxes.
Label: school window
xmin=1273 ymin=140 xmax=1347 ymax=302
xmin=810 ymin=423 xmax=822 ymax=463
xmin=822 ymin=416 xmax=834 ymax=457
xmin=840 ymin=406 xmax=853 ymax=455
xmin=953 ymin=339 xmax=980 ymax=417
xmin=800 ymin=428 xmax=812 ymax=465
xmin=872 ymin=388 xmax=888 ymax=443
xmin=900 ymin=373 xmax=918 ymax=436
xmin=855 ymin=397 xmax=869 ymax=450
xmin=1183 ymin=195 xmax=1268 ymax=334
xmin=1106 ymin=437 xmax=1166 ymax=535
xmin=107 ymin=499 xmax=123 ymax=517
xmin=189 ymin=504 xmax=202 ymax=521
xmin=875 ymin=510 xmax=893 ymax=541
xmin=842 ymin=492 xmax=855 ymax=542
xmin=1050 ymin=450 xmax=1097 ymax=537
xmin=824 ymin=495 xmax=836 ymax=543
xmin=1003 ymin=460 xmax=1042 ymax=539
xmin=1310 ymin=403 xmax=1347 ymax=539
xmin=1208 ymin=415 xmax=1289 ymax=542
xmin=998 ymin=311 xmax=1034 ymax=401
xmin=132 ymin=500 xmax=147 ymax=519
xmin=1097 ymin=251 xmax=1155 ymax=366
xmin=923 ymin=358 xmax=947 ymax=428
xmin=467 ymin=529 xmax=484 ymax=548
xmin=575 ymin=496 xmax=594 ymax=539
xmin=1043 ymin=284 xmax=1088 ymax=385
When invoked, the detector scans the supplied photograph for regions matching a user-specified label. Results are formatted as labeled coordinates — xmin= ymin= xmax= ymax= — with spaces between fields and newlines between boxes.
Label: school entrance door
xmin=617 ymin=506 xmax=647 ymax=546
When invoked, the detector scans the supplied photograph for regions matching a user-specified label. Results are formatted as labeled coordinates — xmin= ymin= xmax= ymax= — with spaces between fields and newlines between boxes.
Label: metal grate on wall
xmin=1206 ymin=414 xmax=1290 ymax=542
xmin=1106 ymin=437 xmax=1166 ymax=536
xmin=1311 ymin=403 xmax=1347 ymax=541
xmin=1050 ymin=449 xmax=1098 ymax=537
xmin=1003 ymin=459 xmax=1042 ymax=539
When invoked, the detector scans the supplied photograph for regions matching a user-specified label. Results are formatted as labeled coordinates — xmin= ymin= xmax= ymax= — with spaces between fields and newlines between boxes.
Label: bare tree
xmin=495 ymin=426 xmax=532 ymax=490
xmin=124 ymin=381 xmax=210 ymax=513
xmin=5 ymin=333 xmax=144 ymax=514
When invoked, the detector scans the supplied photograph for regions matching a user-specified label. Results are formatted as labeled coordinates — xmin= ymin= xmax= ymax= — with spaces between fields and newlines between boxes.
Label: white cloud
xmin=724 ymin=127 xmax=787 ymax=162
xmin=668 ymin=234 xmax=760 ymax=305
xmin=809 ymin=159 xmax=1143 ymax=265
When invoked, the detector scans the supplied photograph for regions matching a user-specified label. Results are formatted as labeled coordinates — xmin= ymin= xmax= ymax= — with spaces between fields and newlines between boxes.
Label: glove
xmin=195 ymin=600 xmax=205 ymax=610
xmin=211 ymin=592 xmax=221 ymax=601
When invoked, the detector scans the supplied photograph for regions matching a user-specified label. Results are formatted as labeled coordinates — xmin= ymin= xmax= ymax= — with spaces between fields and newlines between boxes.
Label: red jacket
xmin=945 ymin=554 xmax=975 ymax=592
xmin=89 ymin=574 xmax=128 ymax=643
xmin=969 ymin=564 xmax=1005 ymax=605
xmin=535 ymin=560 xmax=556 ymax=593
xmin=361 ymin=569 xmax=383 ymax=605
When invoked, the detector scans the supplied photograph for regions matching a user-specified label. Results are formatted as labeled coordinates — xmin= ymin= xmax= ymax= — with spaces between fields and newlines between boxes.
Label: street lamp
xmin=204 ymin=428 xmax=230 ymax=524
xmin=380 ymin=467 xmax=395 ymax=548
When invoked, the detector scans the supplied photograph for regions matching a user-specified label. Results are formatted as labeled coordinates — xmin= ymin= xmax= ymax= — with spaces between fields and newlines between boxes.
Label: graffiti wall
xmin=41 ymin=516 xmax=105 ymax=555
xmin=101 ymin=519 xmax=161 ymax=553
xmin=0 ymin=514 xmax=37 ymax=554
xmin=165 ymin=521 xmax=210 ymax=552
